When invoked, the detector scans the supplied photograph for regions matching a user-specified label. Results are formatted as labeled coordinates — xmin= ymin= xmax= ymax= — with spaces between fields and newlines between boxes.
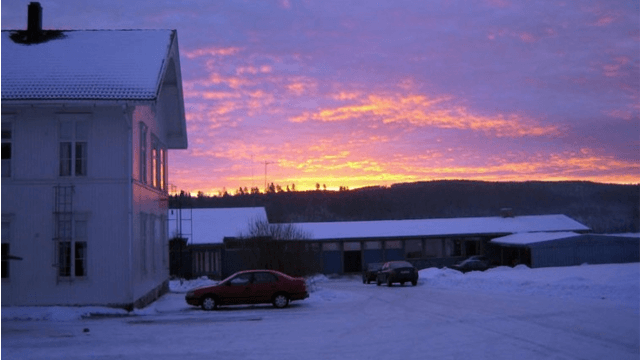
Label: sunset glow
xmin=3 ymin=0 xmax=637 ymax=194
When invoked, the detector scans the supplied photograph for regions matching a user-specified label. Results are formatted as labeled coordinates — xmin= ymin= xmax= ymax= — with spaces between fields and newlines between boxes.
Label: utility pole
xmin=264 ymin=161 xmax=273 ymax=192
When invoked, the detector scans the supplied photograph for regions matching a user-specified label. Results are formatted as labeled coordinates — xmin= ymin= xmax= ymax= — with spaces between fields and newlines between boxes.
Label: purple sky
xmin=3 ymin=0 xmax=638 ymax=194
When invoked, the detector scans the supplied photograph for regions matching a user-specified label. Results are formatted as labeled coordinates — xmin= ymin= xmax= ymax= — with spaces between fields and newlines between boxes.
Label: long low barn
xmin=169 ymin=208 xmax=604 ymax=278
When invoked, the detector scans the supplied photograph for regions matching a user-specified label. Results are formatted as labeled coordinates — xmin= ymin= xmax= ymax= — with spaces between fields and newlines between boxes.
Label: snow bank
xmin=419 ymin=262 xmax=639 ymax=308
xmin=1 ymin=306 xmax=128 ymax=321
xmin=169 ymin=276 xmax=218 ymax=293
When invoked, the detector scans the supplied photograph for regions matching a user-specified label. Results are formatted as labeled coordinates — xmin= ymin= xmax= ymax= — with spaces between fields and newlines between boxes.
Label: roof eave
xmin=1 ymin=98 xmax=157 ymax=107
xmin=155 ymin=30 xmax=188 ymax=150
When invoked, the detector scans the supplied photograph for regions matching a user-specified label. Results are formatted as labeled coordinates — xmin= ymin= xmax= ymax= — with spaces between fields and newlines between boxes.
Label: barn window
xmin=322 ymin=242 xmax=339 ymax=251
xmin=445 ymin=238 xmax=462 ymax=257
xmin=364 ymin=241 xmax=381 ymax=250
xmin=424 ymin=239 xmax=443 ymax=257
xmin=344 ymin=242 xmax=361 ymax=251
xmin=405 ymin=239 xmax=423 ymax=258
xmin=385 ymin=240 xmax=402 ymax=249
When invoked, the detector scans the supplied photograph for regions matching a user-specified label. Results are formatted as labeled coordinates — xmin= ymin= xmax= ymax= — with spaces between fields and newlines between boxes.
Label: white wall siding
xmin=1 ymin=106 xmax=134 ymax=306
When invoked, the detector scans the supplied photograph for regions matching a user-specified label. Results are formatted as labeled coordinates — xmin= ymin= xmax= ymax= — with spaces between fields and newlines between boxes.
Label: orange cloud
xmin=290 ymin=93 xmax=559 ymax=137
xmin=184 ymin=46 xmax=241 ymax=59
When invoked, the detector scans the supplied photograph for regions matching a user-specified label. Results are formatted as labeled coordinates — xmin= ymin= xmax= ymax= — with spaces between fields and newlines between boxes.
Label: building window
xmin=344 ymin=242 xmax=361 ymax=251
xmin=57 ymin=216 xmax=88 ymax=278
xmin=364 ymin=241 xmax=381 ymax=250
xmin=150 ymin=214 xmax=156 ymax=272
xmin=2 ymin=219 xmax=10 ymax=279
xmin=405 ymin=239 xmax=423 ymax=259
xmin=139 ymin=123 xmax=148 ymax=184
xmin=141 ymin=213 xmax=148 ymax=274
xmin=424 ymin=239 xmax=443 ymax=258
xmin=322 ymin=242 xmax=339 ymax=251
xmin=151 ymin=135 xmax=167 ymax=191
xmin=2 ymin=121 xmax=12 ymax=177
xmin=59 ymin=121 xmax=89 ymax=177
xmin=385 ymin=240 xmax=402 ymax=249
xmin=160 ymin=215 xmax=167 ymax=266
xmin=445 ymin=238 xmax=462 ymax=257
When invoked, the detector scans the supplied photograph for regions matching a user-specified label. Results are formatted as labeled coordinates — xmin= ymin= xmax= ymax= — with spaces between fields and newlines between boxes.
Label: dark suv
xmin=362 ymin=262 xmax=383 ymax=284
xmin=376 ymin=261 xmax=419 ymax=287
xmin=451 ymin=255 xmax=491 ymax=273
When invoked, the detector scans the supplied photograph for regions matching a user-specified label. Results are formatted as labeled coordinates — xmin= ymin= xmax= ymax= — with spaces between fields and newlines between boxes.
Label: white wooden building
xmin=1 ymin=4 xmax=188 ymax=308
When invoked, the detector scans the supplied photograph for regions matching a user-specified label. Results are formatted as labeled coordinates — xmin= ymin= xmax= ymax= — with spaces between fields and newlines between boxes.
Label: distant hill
xmin=169 ymin=181 xmax=639 ymax=233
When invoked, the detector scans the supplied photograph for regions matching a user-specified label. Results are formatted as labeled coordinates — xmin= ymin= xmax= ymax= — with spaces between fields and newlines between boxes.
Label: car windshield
xmin=389 ymin=261 xmax=413 ymax=269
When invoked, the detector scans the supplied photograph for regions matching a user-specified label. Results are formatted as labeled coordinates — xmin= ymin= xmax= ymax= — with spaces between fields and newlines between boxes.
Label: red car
xmin=185 ymin=270 xmax=309 ymax=310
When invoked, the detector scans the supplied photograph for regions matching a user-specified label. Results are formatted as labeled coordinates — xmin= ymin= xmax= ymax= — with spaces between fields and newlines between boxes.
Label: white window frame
xmin=140 ymin=212 xmax=148 ymax=274
xmin=2 ymin=216 xmax=12 ymax=280
xmin=139 ymin=122 xmax=148 ymax=184
xmin=150 ymin=214 xmax=156 ymax=273
xmin=161 ymin=215 xmax=167 ymax=267
xmin=151 ymin=135 xmax=167 ymax=191
xmin=58 ymin=115 xmax=90 ymax=177
xmin=2 ymin=120 xmax=12 ymax=178
xmin=57 ymin=213 xmax=89 ymax=280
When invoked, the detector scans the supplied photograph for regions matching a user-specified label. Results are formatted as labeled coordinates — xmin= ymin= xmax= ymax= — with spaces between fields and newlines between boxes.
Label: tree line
xmin=170 ymin=180 xmax=639 ymax=234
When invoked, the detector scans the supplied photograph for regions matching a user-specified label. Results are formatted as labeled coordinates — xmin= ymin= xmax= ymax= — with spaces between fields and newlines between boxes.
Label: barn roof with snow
xmin=169 ymin=207 xmax=269 ymax=245
xmin=490 ymin=231 xmax=581 ymax=245
xmin=172 ymin=208 xmax=590 ymax=244
xmin=293 ymin=214 xmax=590 ymax=241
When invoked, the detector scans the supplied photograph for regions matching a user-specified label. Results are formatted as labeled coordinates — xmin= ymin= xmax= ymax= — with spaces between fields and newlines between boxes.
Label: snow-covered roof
xmin=2 ymin=30 xmax=175 ymax=100
xmin=170 ymin=210 xmax=589 ymax=244
xmin=601 ymin=233 xmax=640 ymax=238
xmin=290 ymin=214 xmax=590 ymax=241
xmin=168 ymin=207 xmax=268 ymax=244
xmin=490 ymin=231 xmax=581 ymax=245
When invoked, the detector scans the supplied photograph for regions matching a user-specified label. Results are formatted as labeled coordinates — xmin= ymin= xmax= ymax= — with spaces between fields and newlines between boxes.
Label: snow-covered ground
xmin=2 ymin=263 xmax=639 ymax=359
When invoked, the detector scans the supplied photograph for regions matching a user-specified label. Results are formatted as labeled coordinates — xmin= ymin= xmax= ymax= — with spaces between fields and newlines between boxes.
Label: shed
xmin=491 ymin=232 xmax=640 ymax=268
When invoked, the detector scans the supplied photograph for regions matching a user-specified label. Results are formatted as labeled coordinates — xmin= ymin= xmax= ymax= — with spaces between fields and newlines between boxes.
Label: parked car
xmin=451 ymin=255 xmax=490 ymax=273
xmin=376 ymin=261 xmax=419 ymax=286
xmin=185 ymin=269 xmax=309 ymax=310
xmin=362 ymin=262 xmax=383 ymax=284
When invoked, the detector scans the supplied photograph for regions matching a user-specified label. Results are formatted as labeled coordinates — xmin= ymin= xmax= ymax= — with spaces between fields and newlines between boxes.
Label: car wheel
xmin=387 ymin=277 xmax=393 ymax=287
xmin=411 ymin=280 xmax=417 ymax=286
xmin=376 ymin=278 xmax=381 ymax=286
xmin=367 ymin=278 xmax=371 ymax=284
xmin=272 ymin=293 xmax=290 ymax=309
xmin=201 ymin=296 xmax=217 ymax=311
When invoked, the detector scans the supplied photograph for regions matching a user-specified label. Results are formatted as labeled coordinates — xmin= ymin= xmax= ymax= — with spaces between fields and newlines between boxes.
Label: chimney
xmin=27 ymin=2 xmax=42 ymax=34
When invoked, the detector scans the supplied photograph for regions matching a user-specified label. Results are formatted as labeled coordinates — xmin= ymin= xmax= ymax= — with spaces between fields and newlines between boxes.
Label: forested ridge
xmin=169 ymin=181 xmax=639 ymax=233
